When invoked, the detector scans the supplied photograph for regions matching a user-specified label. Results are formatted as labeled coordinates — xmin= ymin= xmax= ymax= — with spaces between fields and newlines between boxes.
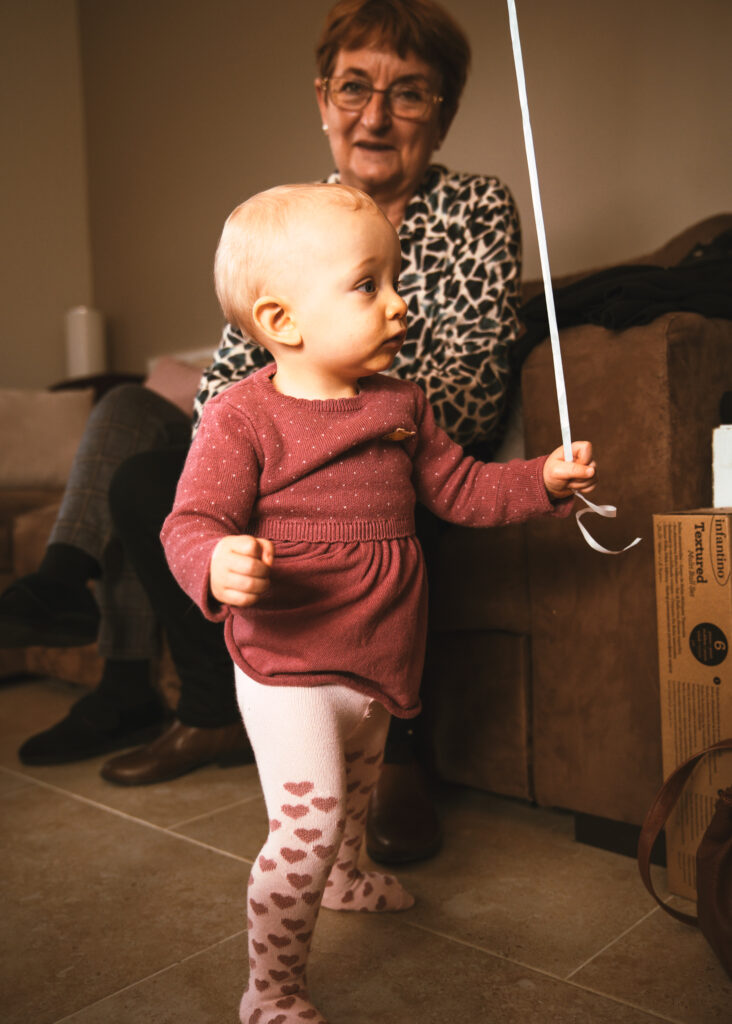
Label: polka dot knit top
xmin=162 ymin=366 xmax=568 ymax=717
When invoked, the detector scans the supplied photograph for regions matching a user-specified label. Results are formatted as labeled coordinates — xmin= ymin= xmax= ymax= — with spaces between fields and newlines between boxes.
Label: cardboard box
xmin=653 ymin=511 xmax=732 ymax=900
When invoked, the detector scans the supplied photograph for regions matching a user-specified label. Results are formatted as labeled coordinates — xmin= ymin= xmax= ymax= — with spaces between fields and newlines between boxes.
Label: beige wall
xmin=79 ymin=0 xmax=337 ymax=376
xmin=1 ymin=0 xmax=92 ymax=388
xmin=3 ymin=0 xmax=731 ymax=384
xmin=450 ymin=0 xmax=732 ymax=273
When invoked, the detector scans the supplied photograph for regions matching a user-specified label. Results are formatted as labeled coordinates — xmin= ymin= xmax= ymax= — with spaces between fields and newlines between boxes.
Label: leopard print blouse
xmin=193 ymin=164 xmax=521 ymax=450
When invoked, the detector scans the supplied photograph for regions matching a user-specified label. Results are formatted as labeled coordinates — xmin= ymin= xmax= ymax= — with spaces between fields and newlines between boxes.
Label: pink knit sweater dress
xmin=161 ymin=366 xmax=568 ymax=718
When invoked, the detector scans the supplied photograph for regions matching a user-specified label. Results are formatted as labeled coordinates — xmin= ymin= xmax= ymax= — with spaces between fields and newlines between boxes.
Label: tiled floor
xmin=2 ymin=677 xmax=730 ymax=1024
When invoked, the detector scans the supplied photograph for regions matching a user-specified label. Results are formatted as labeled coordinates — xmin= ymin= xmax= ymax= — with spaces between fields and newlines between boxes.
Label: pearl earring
xmin=322 ymin=123 xmax=329 ymax=134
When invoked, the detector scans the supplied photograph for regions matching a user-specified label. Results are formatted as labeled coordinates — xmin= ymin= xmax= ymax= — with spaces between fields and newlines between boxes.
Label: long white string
xmin=506 ymin=0 xmax=640 ymax=555
xmin=507 ymin=0 xmax=572 ymax=464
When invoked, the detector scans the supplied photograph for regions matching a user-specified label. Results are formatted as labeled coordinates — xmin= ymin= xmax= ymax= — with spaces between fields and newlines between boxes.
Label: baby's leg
xmin=236 ymin=669 xmax=383 ymax=1024
xmin=321 ymin=708 xmax=414 ymax=913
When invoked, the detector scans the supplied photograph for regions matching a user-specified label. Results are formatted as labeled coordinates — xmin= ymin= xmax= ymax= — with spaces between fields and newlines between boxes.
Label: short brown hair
xmin=315 ymin=0 xmax=470 ymax=135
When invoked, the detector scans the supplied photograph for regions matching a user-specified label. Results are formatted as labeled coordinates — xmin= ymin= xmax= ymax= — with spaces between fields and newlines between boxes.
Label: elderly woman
xmin=4 ymin=0 xmax=520 ymax=864
xmin=197 ymin=0 xmax=519 ymax=451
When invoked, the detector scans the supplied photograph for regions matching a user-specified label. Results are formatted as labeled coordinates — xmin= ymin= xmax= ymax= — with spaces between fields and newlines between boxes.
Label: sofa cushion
xmin=143 ymin=356 xmax=204 ymax=416
xmin=0 ymin=489 xmax=64 ymax=581
xmin=13 ymin=502 xmax=61 ymax=577
xmin=0 ymin=388 xmax=93 ymax=488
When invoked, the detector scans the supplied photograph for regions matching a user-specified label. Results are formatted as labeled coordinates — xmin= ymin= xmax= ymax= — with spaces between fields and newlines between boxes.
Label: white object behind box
xmin=713 ymin=426 xmax=732 ymax=507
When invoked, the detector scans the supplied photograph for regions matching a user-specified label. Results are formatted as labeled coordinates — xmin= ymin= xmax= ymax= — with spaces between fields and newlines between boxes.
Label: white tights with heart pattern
xmin=235 ymin=668 xmax=414 ymax=1024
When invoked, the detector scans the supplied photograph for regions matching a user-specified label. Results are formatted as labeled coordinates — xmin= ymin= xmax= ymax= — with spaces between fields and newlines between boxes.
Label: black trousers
xmin=109 ymin=447 xmax=239 ymax=728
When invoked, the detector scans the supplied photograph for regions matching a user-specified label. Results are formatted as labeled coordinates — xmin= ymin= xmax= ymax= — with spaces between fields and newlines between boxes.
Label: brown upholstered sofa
xmin=2 ymin=215 xmax=730 ymax=830
xmin=0 ymin=364 xmax=202 ymax=707
xmin=426 ymin=213 xmax=732 ymax=830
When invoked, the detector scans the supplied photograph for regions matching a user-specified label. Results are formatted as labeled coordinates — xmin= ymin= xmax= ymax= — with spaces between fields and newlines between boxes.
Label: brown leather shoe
xmin=100 ymin=719 xmax=253 ymax=786
xmin=366 ymin=758 xmax=442 ymax=865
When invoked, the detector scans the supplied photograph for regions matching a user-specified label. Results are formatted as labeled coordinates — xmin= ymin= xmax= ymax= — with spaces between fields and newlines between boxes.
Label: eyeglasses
xmin=323 ymin=76 xmax=443 ymax=121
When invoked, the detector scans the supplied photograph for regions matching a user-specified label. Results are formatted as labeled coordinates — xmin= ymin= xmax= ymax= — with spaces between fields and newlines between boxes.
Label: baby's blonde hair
xmin=214 ymin=182 xmax=378 ymax=337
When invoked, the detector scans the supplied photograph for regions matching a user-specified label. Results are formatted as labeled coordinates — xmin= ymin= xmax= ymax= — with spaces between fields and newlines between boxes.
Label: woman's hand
xmin=209 ymin=535 xmax=274 ymax=607
xmin=543 ymin=441 xmax=597 ymax=500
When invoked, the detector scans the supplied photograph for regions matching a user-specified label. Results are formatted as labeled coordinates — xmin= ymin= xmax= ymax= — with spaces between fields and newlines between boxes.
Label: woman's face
xmin=315 ymin=47 xmax=444 ymax=202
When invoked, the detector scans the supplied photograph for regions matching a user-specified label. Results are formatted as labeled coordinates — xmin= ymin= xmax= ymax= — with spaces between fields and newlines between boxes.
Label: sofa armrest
xmin=520 ymin=312 xmax=732 ymax=823
xmin=521 ymin=213 xmax=732 ymax=305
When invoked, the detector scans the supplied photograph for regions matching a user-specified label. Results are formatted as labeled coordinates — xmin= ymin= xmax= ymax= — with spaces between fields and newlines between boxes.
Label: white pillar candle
xmin=65 ymin=306 xmax=106 ymax=378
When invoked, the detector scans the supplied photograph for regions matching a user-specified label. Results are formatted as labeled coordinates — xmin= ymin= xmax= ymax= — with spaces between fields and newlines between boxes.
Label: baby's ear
xmin=252 ymin=296 xmax=301 ymax=347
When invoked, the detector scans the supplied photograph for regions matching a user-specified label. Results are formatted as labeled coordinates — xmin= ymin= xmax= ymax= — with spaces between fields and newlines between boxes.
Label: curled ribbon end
xmin=575 ymin=494 xmax=642 ymax=555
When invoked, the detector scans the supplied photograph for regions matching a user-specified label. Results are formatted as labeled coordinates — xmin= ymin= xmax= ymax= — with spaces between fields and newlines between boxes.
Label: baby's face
xmin=280 ymin=201 xmax=408 ymax=393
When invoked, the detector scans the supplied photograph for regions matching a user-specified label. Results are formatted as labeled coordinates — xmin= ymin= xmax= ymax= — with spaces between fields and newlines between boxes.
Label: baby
xmin=161 ymin=182 xmax=596 ymax=1024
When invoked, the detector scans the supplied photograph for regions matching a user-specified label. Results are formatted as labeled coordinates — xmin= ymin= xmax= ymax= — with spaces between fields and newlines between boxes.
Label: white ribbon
xmin=507 ymin=0 xmax=640 ymax=555
xmin=575 ymin=493 xmax=641 ymax=554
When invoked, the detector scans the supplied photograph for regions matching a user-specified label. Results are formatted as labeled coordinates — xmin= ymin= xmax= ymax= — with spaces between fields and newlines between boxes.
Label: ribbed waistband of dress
xmin=248 ymin=514 xmax=415 ymax=543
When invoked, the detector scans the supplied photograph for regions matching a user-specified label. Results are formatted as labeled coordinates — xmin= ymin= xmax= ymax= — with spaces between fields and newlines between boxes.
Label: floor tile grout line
xmin=564 ymin=903 xmax=661 ymax=980
xmin=565 ymin=976 xmax=687 ymax=1024
xmin=0 ymin=763 xmax=36 ymax=787
xmin=51 ymin=927 xmax=250 ymax=1024
xmin=1 ymin=761 xmax=263 ymax=836
xmin=1 ymin=765 xmax=255 ymax=866
xmin=167 ymin=791 xmax=263 ymax=832
xmin=402 ymin=919 xmax=683 ymax=1024
xmin=402 ymin=918 xmax=566 ymax=980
